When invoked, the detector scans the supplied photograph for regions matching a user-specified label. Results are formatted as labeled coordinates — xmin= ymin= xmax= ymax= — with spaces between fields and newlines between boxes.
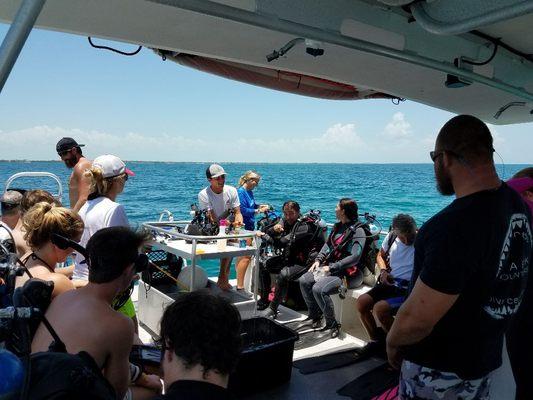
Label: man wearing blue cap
xmin=56 ymin=137 xmax=92 ymax=212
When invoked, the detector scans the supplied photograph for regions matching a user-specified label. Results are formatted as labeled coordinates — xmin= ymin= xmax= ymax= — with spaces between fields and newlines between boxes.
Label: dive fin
xmin=294 ymin=330 xmax=332 ymax=350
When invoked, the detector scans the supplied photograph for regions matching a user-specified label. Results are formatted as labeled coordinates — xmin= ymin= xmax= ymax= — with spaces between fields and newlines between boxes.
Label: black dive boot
xmin=259 ymin=306 xmax=277 ymax=319
xmin=256 ymin=298 xmax=270 ymax=311
xmin=321 ymin=320 xmax=341 ymax=338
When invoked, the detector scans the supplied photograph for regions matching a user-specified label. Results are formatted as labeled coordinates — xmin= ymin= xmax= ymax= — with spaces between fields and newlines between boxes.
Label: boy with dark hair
xmin=32 ymin=226 xmax=161 ymax=400
xmin=155 ymin=291 xmax=241 ymax=399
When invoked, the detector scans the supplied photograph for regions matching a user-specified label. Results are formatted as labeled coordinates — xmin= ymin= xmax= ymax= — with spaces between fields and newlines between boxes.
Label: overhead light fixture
xmin=444 ymin=74 xmax=472 ymax=88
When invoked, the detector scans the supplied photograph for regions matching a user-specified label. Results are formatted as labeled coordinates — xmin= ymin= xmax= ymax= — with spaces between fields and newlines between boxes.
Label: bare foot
xmin=217 ymin=280 xmax=233 ymax=291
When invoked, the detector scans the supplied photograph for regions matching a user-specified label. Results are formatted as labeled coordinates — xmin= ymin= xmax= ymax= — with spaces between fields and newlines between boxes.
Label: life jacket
xmin=284 ymin=213 xmax=327 ymax=266
xmin=383 ymin=229 xmax=398 ymax=269
xmin=325 ymin=221 xmax=378 ymax=277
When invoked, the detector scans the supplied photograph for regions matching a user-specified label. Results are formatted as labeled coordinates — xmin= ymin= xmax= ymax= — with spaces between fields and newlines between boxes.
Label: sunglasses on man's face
xmin=430 ymin=149 xmax=464 ymax=163
xmin=58 ymin=148 xmax=72 ymax=157
xmin=429 ymin=151 xmax=444 ymax=162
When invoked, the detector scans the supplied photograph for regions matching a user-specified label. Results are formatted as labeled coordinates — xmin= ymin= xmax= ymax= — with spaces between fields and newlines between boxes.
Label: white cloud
xmin=487 ymin=124 xmax=506 ymax=149
xmin=383 ymin=112 xmax=412 ymax=140
xmin=0 ymin=123 xmax=367 ymax=163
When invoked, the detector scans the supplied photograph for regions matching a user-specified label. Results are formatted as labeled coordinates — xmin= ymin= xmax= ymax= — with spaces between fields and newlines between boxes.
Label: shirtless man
xmin=32 ymin=227 xmax=161 ymax=399
xmin=56 ymin=137 xmax=92 ymax=212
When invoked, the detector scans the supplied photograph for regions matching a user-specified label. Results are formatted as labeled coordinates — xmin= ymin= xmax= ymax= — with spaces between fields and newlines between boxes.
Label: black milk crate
xmin=229 ymin=317 xmax=298 ymax=396
xmin=142 ymin=249 xmax=183 ymax=286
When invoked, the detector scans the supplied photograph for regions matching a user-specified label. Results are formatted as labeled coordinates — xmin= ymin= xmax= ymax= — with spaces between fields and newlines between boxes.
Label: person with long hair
xmin=235 ymin=170 xmax=269 ymax=290
xmin=73 ymin=154 xmax=134 ymax=281
xmin=11 ymin=189 xmax=61 ymax=257
xmin=299 ymin=198 xmax=367 ymax=337
xmin=73 ymin=154 xmax=137 ymax=326
xmin=16 ymin=202 xmax=84 ymax=299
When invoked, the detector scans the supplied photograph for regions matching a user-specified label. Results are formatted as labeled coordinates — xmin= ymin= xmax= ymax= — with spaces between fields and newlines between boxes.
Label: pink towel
xmin=506 ymin=177 xmax=533 ymax=217
xmin=507 ymin=177 xmax=533 ymax=194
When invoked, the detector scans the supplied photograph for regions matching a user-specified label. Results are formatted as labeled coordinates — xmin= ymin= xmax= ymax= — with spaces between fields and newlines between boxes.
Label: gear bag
xmin=28 ymin=351 xmax=116 ymax=400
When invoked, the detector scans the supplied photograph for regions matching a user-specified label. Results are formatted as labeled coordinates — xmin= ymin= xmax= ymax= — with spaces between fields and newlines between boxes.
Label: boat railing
xmin=4 ymin=171 xmax=63 ymax=200
xmin=143 ymin=221 xmax=262 ymax=298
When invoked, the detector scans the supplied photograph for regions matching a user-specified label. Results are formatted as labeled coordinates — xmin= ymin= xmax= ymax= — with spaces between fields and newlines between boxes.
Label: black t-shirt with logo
xmin=405 ymin=183 xmax=532 ymax=379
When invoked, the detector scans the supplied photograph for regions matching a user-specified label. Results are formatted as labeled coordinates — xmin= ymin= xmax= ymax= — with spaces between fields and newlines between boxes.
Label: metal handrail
xmin=143 ymin=221 xmax=260 ymax=240
xmin=4 ymin=172 xmax=63 ymax=199
xmin=158 ymin=210 xmax=174 ymax=222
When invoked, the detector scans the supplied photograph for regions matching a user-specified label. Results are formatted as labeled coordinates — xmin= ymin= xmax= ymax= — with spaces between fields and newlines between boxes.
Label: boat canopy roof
xmin=0 ymin=0 xmax=532 ymax=125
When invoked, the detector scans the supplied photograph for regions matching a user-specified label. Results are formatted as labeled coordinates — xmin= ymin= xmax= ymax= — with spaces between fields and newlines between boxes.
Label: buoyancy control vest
xmin=324 ymin=221 xmax=378 ymax=276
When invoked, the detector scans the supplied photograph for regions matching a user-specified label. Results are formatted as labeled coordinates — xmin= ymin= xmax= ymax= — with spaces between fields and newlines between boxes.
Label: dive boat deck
xmin=132 ymin=280 xmax=516 ymax=399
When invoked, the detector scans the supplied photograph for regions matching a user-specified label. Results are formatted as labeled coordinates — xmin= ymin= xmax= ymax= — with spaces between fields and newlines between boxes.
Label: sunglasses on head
xmin=51 ymin=233 xmax=147 ymax=273
xmin=51 ymin=233 xmax=88 ymax=262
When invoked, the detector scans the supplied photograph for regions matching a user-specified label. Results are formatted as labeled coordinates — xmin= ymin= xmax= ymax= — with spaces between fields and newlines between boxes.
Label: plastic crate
xmin=229 ymin=317 xmax=298 ymax=396
xmin=142 ymin=249 xmax=183 ymax=286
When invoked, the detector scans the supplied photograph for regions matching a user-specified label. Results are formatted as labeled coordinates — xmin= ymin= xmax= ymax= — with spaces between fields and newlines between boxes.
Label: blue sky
xmin=0 ymin=24 xmax=531 ymax=164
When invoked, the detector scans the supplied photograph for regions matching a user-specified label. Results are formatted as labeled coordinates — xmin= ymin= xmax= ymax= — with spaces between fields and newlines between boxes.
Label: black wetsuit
xmin=152 ymin=380 xmax=233 ymax=400
xmin=259 ymin=217 xmax=325 ymax=311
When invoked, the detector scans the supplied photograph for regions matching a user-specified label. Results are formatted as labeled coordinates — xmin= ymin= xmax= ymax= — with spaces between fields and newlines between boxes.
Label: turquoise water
xmin=1 ymin=161 xmax=527 ymax=276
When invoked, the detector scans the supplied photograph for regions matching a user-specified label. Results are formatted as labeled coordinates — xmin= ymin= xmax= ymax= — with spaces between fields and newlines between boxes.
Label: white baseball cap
xmin=92 ymin=155 xmax=134 ymax=178
xmin=206 ymin=164 xmax=226 ymax=179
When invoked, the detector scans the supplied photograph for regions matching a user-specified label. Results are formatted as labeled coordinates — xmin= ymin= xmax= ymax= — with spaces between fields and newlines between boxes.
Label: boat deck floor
xmin=132 ymin=282 xmax=516 ymax=399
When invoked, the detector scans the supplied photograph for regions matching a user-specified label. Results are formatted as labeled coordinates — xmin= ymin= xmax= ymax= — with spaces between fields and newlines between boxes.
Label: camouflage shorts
xmin=399 ymin=360 xmax=491 ymax=400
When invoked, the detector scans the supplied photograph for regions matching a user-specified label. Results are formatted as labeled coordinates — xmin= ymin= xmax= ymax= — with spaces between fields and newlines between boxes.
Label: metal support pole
xmin=190 ymin=239 xmax=197 ymax=291
xmin=0 ymin=0 xmax=46 ymax=93
xmin=253 ymin=236 xmax=261 ymax=315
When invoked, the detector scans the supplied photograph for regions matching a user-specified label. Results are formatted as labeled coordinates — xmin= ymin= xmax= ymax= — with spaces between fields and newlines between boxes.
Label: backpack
xmin=28 ymin=351 xmax=116 ymax=400
xmin=358 ymin=223 xmax=380 ymax=275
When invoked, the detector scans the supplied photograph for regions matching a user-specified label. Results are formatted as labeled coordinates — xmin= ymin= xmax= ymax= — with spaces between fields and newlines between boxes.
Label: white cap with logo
xmin=93 ymin=155 xmax=135 ymax=178
xmin=206 ymin=164 xmax=226 ymax=179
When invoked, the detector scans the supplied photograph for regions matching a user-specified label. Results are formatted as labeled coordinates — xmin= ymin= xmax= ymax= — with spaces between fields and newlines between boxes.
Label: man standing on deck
xmin=56 ymin=137 xmax=92 ymax=212
xmin=198 ymin=164 xmax=243 ymax=291
xmin=387 ymin=115 xmax=532 ymax=399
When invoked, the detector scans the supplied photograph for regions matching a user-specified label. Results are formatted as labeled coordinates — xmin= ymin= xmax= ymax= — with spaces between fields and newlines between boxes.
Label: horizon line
xmin=0 ymin=159 xmax=528 ymax=166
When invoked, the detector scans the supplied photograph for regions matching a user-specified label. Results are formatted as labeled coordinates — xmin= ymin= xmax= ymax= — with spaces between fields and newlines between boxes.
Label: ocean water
xmin=1 ymin=161 xmax=527 ymax=277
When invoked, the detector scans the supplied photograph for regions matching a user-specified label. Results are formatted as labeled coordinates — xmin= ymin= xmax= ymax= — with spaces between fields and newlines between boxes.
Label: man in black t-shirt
xmin=387 ymin=115 xmax=532 ymax=399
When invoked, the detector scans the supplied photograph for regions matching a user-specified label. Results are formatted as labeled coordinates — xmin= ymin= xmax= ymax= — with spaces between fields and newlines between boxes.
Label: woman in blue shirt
xmin=236 ymin=171 xmax=269 ymax=290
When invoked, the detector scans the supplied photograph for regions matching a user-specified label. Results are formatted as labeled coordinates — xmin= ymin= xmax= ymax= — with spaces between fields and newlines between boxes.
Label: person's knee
xmin=373 ymin=300 xmax=391 ymax=321
xmin=298 ymin=273 xmax=312 ymax=286
xmin=278 ymin=267 xmax=291 ymax=282
xmin=311 ymin=283 xmax=323 ymax=296
xmin=356 ymin=294 xmax=374 ymax=314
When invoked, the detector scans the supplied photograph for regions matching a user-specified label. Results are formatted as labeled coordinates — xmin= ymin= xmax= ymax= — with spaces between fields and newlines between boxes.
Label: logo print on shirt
xmin=484 ymin=214 xmax=531 ymax=320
